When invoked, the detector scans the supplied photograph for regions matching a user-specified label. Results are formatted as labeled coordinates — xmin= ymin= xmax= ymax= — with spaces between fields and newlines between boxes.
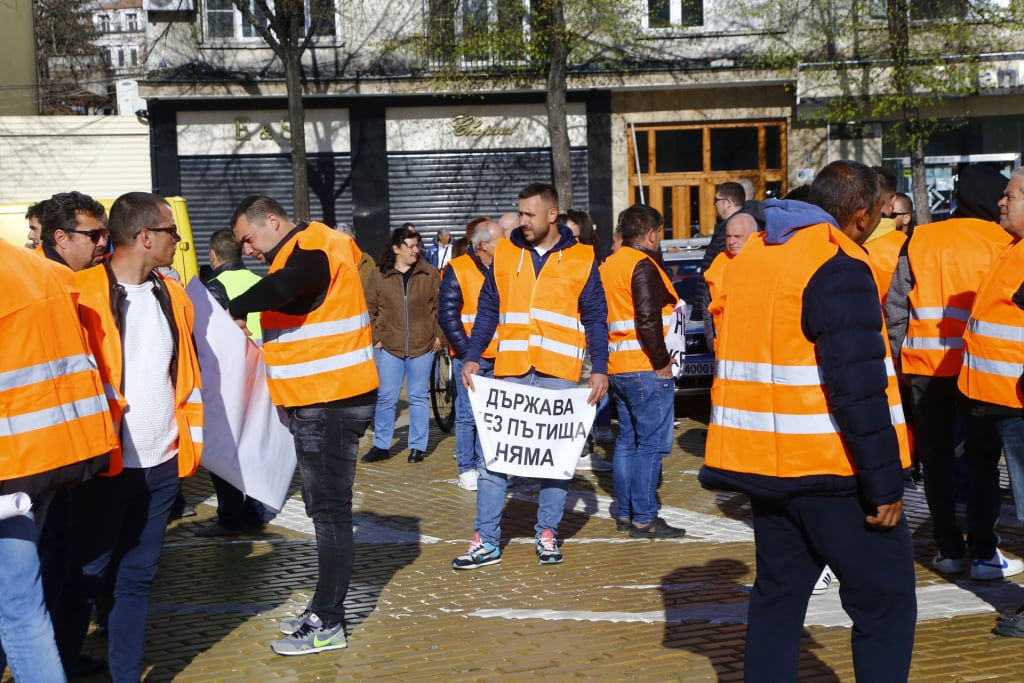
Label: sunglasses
xmin=134 ymin=224 xmax=180 ymax=240
xmin=66 ymin=228 xmax=109 ymax=244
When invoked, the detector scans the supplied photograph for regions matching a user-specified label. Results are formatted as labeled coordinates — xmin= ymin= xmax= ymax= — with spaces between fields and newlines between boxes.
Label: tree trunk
xmin=283 ymin=49 xmax=310 ymax=221
xmin=544 ymin=0 xmax=572 ymax=210
xmin=910 ymin=136 xmax=930 ymax=226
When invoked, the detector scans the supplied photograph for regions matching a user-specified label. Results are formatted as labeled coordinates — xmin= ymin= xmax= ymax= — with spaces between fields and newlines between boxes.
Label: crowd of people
xmin=5 ymin=163 xmax=1024 ymax=681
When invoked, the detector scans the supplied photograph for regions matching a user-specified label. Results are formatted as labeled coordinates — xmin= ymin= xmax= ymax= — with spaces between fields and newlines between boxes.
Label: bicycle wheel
xmin=430 ymin=352 xmax=456 ymax=433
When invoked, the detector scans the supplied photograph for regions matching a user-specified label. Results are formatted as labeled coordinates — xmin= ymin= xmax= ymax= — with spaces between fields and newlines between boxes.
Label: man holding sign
xmin=455 ymin=182 xmax=609 ymax=568
xmin=600 ymin=205 xmax=686 ymax=539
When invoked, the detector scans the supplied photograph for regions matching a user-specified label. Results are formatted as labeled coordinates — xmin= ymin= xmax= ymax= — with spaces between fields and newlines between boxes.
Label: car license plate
xmin=682 ymin=361 xmax=714 ymax=377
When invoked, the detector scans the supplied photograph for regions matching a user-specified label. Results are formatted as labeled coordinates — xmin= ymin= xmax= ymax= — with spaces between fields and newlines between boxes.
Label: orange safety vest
xmin=863 ymin=228 xmax=906 ymax=303
xmin=600 ymin=246 xmax=677 ymax=374
xmin=491 ymin=239 xmax=593 ymax=382
xmin=261 ymin=222 xmax=379 ymax=407
xmin=705 ymin=224 xmax=910 ymax=478
xmin=958 ymin=239 xmax=1024 ymax=408
xmin=76 ymin=264 xmax=204 ymax=477
xmin=0 ymin=243 xmax=118 ymax=480
xmin=704 ymin=251 xmax=732 ymax=355
xmin=902 ymin=217 xmax=1011 ymax=377
xmin=448 ymin=254 xmax=498 ymax=359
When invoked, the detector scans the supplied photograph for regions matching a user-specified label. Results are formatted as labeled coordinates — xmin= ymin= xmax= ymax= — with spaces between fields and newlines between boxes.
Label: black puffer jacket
xmin=438 ymin=248 xmax=486 ymax=359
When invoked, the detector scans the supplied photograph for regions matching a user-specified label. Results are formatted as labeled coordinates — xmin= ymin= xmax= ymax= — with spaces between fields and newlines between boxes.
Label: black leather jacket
xmin=623 ymin=243 xmax=676 ymax=371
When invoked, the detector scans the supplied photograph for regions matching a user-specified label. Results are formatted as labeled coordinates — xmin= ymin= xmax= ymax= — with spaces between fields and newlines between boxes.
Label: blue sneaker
xmin=452 ymin=533 xmax=501 ymax=569
xmin=535 ymin=529 xmax=563 ymax=564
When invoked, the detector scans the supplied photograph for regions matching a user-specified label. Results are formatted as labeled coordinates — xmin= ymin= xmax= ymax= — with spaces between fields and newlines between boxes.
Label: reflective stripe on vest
xmin=958 ymin=240 xmax=1024 ymax=408
xmin=902 ymin=217 xmax=1011 ymax=377
xmin=705 ymin=225 xmax=910 ymax=479
xmin=261 ymin=223 xmax=379 ymax=406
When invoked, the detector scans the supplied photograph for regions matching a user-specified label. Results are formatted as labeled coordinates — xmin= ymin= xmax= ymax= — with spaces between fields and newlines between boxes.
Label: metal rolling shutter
xmin=387 ymin=149 xmax=589 ymax=241
xmin=179 ymin=154 xmax=354 ymax=273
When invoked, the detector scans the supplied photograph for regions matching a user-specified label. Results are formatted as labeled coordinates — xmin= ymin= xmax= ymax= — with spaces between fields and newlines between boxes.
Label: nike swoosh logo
xmin=313 ymin=634 xmax=338 ymax=648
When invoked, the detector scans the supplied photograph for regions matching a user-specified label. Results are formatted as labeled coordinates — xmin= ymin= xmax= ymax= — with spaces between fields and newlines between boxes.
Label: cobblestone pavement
xmin=57 ymin=399 xmax=1024 ymax=681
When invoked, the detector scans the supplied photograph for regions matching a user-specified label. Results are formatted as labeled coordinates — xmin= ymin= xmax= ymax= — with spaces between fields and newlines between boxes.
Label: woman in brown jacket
xmin=362 ymin=227 xmax=444 ymax=463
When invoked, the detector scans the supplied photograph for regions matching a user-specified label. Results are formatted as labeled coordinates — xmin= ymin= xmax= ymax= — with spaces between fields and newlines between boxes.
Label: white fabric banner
xmin=0 ymin=493 xmax=32 ymax=520
xmin=185 ymin=278 xmax=296 ymax=512
xmin=663 ymin=300 xmax=689 ymax=379
xmin=468 ymin=375 xmax=596 ymax=480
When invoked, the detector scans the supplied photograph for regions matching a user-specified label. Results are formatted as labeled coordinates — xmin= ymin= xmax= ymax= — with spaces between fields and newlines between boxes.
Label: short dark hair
xmin=872 ymin=166 xmax=898 ymax=195
xmin=230 ymin=195 xmax=290 ymax=230
xmin=808 ymin=161 xmax=880 ymax=229
xmin=209 ymin=229 xmax=242 ymax=262
xmin=107 ymin=192 xmax=170 ymax=246
xmin=519 ymin=182 xmax=558 ymax=207
xmin=617 ymin=204 xmax=663 ymax=243
xmin=41 ymin=192 xmax=105 ymax=246
xmin=717 ymin=182 xmax=746 ymax=206
xmin=26 ymin=200 xmax=48 ymax=221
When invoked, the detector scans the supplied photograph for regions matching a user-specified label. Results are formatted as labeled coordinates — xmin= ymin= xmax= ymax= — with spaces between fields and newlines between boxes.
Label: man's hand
xmin=233 ymin=317 xmax=251 ymax=337
xmin=588 ymin=373 xmax=608 ymax=406
xmin=461 ymin=360 xmax=480 ymax=392
xmin=654 ymin=361 xmax=675 ymax=379
xmin=866 ymin=500 xmax=903 ymax=529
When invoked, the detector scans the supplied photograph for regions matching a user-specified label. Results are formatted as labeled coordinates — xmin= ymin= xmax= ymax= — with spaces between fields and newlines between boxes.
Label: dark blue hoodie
xmin=466 ymin=224 xmax=609 ymax=375
xmin=698 ymin=200 xmax=905 ymax=507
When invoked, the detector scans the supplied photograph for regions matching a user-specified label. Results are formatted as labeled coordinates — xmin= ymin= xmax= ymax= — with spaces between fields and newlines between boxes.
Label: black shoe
xmin=74 ymin=654 xmax=108 ymax=677
xmin=361 ymin=446 xmax=390 ymax=463
xmin=995 ymin=609 xmax=1024 ymax=637
xmin=629 ymin=518 xmax=686 ymax=539
xmin=616 ymin=518 xmax=631 ymax=532
xmin=407 ymin=449 xmax=426 ymax=463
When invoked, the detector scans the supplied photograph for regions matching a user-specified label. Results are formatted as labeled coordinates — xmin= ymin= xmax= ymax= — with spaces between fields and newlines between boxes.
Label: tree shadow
xmin=661 ymin=558 xmax=840 ymax=682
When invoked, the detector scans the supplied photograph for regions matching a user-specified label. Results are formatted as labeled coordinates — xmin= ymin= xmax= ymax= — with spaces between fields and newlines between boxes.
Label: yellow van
xmin=0 ymin=196 xmax=200 ymax=282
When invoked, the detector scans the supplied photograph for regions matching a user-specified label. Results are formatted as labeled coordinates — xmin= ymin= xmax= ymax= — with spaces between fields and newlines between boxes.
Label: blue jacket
xmin=466 ymin=225 xmax=609 ymax=376
xmin=438 ymin=247 xmax=484 ymax=359
xmin=699 ymin=199 xmax=905 ymax=506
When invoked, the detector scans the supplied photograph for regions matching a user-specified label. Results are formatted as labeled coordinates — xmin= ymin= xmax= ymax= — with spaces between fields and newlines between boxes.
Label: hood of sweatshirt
xmin=763 ymin=198 xmax=839 ymax=245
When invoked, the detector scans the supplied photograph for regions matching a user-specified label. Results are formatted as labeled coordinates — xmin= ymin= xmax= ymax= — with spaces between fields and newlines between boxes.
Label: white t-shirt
xmin=119 ymin=280 xmax=178 ymax=469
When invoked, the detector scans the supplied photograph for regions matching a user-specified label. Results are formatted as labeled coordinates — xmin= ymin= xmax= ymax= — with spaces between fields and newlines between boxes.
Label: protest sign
xmin=663 ymin=300 xmax=688 ymax=379
xmin=185 ymin=278 xmax=296 ymax=512
xmin=468 ymin=375 xmax=596 ymax=480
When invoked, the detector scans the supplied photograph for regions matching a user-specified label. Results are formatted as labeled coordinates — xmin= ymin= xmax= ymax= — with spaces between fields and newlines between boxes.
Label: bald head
xmin=725 ymin=213 xmax=757 ymax=256
xmin=498 ymin=212 xmax=518 ymax=238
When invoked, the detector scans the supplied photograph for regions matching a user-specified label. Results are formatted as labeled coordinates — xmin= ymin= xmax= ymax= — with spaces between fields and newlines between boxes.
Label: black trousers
xmin=745 ymin=494 xmax=916 ymax=682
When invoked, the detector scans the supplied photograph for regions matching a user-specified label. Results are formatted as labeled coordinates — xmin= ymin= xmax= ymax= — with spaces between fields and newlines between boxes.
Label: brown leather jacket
xmin=364 ymin=258 xmax=445 ymax=358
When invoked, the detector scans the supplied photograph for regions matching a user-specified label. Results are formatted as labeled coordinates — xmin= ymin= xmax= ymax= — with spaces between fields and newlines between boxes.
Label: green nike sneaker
xmin=271 ymin=612 xmax=347 ymax=656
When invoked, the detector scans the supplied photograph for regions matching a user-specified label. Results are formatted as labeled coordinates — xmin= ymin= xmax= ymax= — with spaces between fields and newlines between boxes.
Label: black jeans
xmin=209 ymin=472 xmax=267 ymax=530
xmin=288 ymin=403 xmax=373 ymax=628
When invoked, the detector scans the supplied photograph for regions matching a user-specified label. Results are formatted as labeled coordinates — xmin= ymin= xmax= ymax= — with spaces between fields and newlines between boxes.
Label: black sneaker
xmin=361 ymin=446 xmax=390 ymax=463
xmin=616 ymin=518 xmax=631 ymax=532
xmin=629 ymin=518 xmax=686 ymax=539
xmin=995 ymin=610 xmax=1024 ymax=638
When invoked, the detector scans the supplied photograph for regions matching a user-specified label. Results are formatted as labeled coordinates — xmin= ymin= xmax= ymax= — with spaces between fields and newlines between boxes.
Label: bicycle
xmin=430 ymin=350 xmax=456 ymax=433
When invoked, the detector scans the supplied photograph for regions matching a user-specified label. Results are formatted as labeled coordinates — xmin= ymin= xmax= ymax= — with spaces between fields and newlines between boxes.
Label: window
xmin=645 ymin=0 xmax=702 ymax=28
xmin=97 ymin=14 xmax=110 ymax=32
xmin=427 ymin=0 xmax=528 ymax=65
xmin=130 ymin=48 xmax=139 ymax=66
xmin=206 ymin=0 xmax=269 ymax=39
xmin=117 ymin=48 xmax=125 ymax=67
xmin=126 ymin=13 xmax=138 ymax=31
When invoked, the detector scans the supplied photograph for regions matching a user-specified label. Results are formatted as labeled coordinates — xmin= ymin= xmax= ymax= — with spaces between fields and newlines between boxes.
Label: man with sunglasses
xmin=39 ymin=191 xmax=110 ymax=271
xmin=53 ymin=192 xmax=204 ymax=683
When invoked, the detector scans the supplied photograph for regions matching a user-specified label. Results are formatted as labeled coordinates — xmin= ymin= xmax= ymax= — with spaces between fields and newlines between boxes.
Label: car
xmin=660 ymin=237 xmax=715 ymax=396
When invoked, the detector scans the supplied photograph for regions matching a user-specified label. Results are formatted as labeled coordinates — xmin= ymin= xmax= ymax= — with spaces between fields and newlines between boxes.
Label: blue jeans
xmin=474 ymin=371 xmax=574 ymax=544
xmin=0 ymin=510 xmax=66 ymax=683
xmin=996 ymin=415 xmax=1024 ymax=522
xmin=290 ymin=402 xmax=373 ymax=627
xmin=373 ymin=349 xmax=432 ymax=451
xmin=453 ymin=357 xmax=493 ymax=474
xmin=55 ymin=457 xmax=181 ymax=683
xmin=609 ymin=371 xmax=675 ymax=524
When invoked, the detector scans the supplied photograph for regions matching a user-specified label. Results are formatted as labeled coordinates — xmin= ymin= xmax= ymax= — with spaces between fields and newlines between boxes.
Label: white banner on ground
xmin=185 ymin=278 xmax=296 ymax=512
xmin=468 ymin=375 xmax=596 ymax=480
xmin=663 ymin=300 xmax=688 ymax=379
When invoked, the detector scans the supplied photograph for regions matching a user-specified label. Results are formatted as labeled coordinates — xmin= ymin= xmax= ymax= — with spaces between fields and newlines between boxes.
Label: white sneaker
xmin=932 ymin=553 xmax=968 ymax=574
xmin=457 ymin=470 xmax=478 ymax=491
xmin=971 ymin=550 xmax=1024 ymax=580
xmin=812 ymin=566 xmax=837 ymax=595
